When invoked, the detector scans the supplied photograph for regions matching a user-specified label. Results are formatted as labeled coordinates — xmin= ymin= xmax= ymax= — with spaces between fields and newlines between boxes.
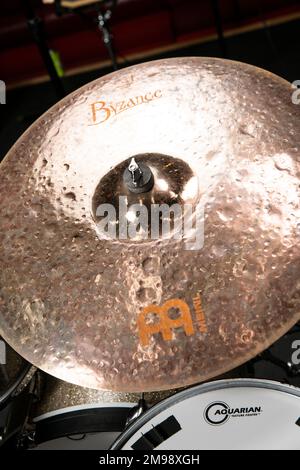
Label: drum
xmin=30 ymin=375 xmax=175 ymax=450
xmin=111 ymin=379 xmax=300 ymax=450
xmin=33 ymin=404 xmax=135 ymax=450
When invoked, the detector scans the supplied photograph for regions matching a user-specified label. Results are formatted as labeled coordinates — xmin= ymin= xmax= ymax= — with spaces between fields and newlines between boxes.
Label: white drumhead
xmin=112 ymin=379 xmax=300 ymax=450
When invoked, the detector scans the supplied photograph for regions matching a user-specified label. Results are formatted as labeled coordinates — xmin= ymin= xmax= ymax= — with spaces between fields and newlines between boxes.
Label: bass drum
xmin=111 ymin=379 xmax=300 ymax=450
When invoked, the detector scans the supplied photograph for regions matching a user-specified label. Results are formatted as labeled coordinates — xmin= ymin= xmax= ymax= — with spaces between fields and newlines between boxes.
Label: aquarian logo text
xmin=204 ymin=401 xmax=262 ymax=425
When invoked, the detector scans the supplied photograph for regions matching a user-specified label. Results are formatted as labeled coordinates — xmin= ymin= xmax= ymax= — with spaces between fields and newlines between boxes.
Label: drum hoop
xmin=111 ymin=378 xmax=300 ymax=449
xmin=34 ymin=402 xmax=136 ymax=422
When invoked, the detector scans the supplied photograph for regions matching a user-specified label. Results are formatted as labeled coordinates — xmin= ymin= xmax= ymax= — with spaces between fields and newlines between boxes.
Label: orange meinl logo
xmin=89 ymin=89 xmax=162 ymax=125
xmin=137 ymin=293 xmax=207 ymax=347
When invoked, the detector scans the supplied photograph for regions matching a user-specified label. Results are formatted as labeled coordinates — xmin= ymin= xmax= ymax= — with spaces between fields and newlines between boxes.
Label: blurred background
xmin=0 ymin=0 xmax=300 ymax=161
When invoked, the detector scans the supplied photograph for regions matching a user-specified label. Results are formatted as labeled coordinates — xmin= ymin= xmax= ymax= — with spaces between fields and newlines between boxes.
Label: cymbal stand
xmin=22 ymin=0 xmax=65 ymax=99
xmin=97 ymin=0 xmax=118 ymax=70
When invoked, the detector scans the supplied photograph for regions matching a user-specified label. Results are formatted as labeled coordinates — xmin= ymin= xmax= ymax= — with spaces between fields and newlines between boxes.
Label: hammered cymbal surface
xmin=0 ymin=57 xmax=299 ymax=392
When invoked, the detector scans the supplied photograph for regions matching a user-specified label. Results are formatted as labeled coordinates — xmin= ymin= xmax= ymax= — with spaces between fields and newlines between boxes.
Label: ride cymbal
xmin=0 ymin=57 xmax=299 ymax=392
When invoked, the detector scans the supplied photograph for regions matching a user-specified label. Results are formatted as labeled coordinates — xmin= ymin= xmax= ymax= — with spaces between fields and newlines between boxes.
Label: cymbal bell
xmin=0 ymin=57 xmax=299 ymax=392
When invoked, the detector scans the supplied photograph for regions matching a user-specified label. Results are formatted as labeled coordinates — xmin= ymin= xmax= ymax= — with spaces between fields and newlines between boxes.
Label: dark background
xmin=1 ymin=0 xmax=300 ymax=162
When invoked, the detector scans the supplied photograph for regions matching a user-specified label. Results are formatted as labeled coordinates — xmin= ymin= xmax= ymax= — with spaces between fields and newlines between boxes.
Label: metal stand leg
xmin=97 ymin=2 xmax=118 ymax=71
xmin=23 ymin=0 xmax=65 ymax=99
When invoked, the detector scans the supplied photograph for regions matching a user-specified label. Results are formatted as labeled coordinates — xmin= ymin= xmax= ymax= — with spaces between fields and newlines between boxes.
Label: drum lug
xmin=125 ymin=398 xmax=149 ymax=427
